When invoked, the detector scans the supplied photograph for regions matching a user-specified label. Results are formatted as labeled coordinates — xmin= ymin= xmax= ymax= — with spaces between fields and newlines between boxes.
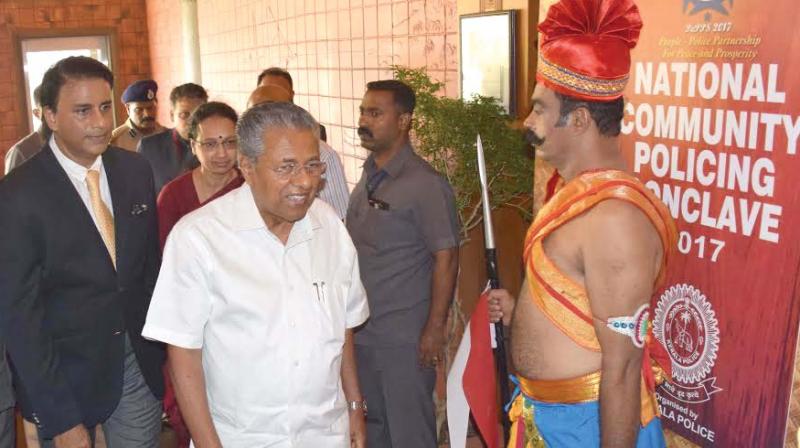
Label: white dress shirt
xmin=142 ymin=184 xmax=369 ymax=447
xmin=318 ymin=141 xmax=350 ymax=220
xmin=50 ymin=135 xmax=114 ymax=232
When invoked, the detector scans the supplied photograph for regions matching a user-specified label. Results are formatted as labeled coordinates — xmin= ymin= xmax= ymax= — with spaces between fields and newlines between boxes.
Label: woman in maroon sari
xmin=157 ymin=101 xmax=243 ymax=447
xmin=158 ymin=101 xmax=244 ymax=250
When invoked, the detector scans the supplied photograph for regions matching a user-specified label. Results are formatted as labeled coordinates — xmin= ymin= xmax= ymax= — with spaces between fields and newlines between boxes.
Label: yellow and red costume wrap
xmin=507 ymin=170 xmax=678 ymax=448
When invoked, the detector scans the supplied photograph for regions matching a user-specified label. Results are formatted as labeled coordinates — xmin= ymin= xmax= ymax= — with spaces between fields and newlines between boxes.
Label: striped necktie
xmin=86 ymin=169 xmax=116 ymax=268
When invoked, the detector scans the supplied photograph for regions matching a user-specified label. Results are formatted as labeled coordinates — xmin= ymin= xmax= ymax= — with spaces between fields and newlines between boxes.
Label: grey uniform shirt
xmin=346 ymin=143 xmax=460 ymax=347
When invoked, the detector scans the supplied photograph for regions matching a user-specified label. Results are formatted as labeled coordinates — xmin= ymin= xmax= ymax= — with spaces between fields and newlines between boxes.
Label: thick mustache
xmin=525 ymin=130 xmax=545 ymax=147
xmin=141 ymin=117 xmax=155 ymax=122
xmin=357 ymin=127 xmax=373 ymax=138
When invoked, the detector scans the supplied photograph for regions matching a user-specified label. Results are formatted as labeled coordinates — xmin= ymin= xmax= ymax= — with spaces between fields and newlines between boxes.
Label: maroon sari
xmin=157 ymin=170 xmax=244 ymax=250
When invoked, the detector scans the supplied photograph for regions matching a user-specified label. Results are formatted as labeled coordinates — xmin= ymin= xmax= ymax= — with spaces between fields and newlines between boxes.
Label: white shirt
xmin=318 ymin=141 xmax=350 ymax=220
xmin=142 ymin=184 xmax=369 ymax=447
xmin=50 ymin=135 xmax=114 ymax=233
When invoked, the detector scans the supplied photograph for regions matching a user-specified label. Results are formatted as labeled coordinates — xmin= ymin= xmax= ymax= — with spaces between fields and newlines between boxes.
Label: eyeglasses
xmin=195 ymin=137 xmax=238 ymax=151
xmin=271 ymin=161 xmax=327 ymax=179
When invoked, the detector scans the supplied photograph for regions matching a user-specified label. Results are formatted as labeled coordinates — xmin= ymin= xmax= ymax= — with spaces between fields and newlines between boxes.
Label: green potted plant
xmin=393 ymin=66 xmax=533 ymax=239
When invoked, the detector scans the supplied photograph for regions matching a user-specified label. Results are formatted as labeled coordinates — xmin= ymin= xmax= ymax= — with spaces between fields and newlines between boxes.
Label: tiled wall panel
xmin=148 ymin=0 xmax=458 ymax=188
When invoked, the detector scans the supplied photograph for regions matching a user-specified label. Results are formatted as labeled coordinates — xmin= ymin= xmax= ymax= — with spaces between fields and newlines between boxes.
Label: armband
xmin=606 ymin=304 xmax=650 ymax=348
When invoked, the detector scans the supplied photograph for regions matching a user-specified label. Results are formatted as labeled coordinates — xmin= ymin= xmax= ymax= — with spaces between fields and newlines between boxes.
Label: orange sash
xmin=523 ymin=169 xmax=677 ymax=424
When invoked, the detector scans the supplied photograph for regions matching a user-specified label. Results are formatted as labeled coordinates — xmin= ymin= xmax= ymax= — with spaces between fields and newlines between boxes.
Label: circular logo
xmin=653 ymin=284 xmax=720 ymax=384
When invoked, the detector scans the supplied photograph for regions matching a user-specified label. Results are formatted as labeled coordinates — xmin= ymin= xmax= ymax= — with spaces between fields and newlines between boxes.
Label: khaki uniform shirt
xmin=111 ymin=119 xmax=165 ymax=152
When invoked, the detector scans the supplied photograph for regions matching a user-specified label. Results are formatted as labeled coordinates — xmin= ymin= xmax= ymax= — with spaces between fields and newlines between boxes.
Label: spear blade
xmin=476 ymin=134 xmax=496 ymax=250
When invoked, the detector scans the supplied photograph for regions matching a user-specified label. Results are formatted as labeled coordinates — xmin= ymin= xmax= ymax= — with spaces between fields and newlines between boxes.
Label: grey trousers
xmin=0 ymin=406 xmax=14 ymax=448
xmin=355 ymin=344 xmax=437 ymax=448
xmin=39 ymin=336 xmax=161 ymax=448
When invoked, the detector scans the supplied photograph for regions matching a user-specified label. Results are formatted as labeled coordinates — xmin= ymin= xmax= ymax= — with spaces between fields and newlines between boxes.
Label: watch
xmin=348 ymin=400 xmax=368 ymax=414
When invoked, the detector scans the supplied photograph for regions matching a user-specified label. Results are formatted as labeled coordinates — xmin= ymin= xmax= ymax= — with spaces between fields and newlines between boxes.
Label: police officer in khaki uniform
xmin=111 ymin=79 xmax=166 ymax=151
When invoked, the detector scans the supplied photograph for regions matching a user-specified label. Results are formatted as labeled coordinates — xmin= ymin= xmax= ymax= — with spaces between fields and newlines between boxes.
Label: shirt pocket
xmin=368 ymin=205 xmax=417 ymax=252
xmin=310 ymin=280 xmax=347 ymax=346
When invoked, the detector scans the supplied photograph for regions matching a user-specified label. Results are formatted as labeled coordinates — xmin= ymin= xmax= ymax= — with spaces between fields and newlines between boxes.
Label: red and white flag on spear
xmin=448 ymin=134 xmax=508 ymax=448
xmin=447 ymin=287 xmax=501 ymax=448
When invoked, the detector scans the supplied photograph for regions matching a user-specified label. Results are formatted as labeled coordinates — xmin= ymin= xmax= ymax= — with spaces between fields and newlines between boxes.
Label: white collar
xmin=50 ymin=134 xmax=104 ymax=181
xmin=229 ymin=184 xmax=322 ymax=246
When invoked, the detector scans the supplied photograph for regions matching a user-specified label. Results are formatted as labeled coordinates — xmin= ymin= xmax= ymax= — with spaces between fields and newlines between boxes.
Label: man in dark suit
xmin=0 ymin=56 xmax=164 ymax=447
xmin=137 ymin=83 xmax=207 ymax=193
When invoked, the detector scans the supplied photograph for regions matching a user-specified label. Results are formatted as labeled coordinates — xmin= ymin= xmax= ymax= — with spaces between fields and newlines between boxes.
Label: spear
xmin=476 ymin=134 xmax=511 ymax=441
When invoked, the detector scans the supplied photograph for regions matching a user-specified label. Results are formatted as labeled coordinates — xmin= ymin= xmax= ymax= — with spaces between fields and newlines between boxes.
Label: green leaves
xmin=393 ymin=66 xmax=533 ymax=238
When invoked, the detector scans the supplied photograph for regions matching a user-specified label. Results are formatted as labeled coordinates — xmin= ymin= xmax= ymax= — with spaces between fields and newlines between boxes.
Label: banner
xmin=620 ymin=1 xmax=800 ymax=446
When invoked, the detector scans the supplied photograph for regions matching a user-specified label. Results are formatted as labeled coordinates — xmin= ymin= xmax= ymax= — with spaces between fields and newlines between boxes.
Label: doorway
xmin=20 ymin=35 xmax=112 ymax=133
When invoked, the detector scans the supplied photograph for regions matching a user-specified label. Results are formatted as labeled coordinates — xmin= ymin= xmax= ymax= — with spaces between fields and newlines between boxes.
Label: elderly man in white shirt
xmin=142 ymin=102 xmax=369 ymax=447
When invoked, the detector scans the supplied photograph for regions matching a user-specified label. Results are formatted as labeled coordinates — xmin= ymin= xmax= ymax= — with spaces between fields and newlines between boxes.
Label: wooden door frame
xmin=9 ymin=26 xmax=121 ymax=135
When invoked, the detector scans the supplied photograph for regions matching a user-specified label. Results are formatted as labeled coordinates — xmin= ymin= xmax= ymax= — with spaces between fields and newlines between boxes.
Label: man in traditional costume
xmin=488 ymin=0 xmax=677 ymax=446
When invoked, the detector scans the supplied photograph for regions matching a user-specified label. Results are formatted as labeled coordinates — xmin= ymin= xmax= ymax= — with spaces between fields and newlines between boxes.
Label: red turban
xmin=537 ymin=0 xmax=643 ymax=102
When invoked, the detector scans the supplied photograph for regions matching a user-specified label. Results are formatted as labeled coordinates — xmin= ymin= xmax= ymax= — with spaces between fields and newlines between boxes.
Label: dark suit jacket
xmin=0 ymin=343 xmax=11 ymax=413
xmin=0 ymin=145 xmax=165 ymax=438
xmin=137 ymin=129 xmax=198 ymax=194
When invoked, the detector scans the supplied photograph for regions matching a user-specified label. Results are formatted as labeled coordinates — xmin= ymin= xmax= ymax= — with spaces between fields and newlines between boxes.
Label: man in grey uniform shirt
xmin=346 ymin=80 xmax=460 ymax=447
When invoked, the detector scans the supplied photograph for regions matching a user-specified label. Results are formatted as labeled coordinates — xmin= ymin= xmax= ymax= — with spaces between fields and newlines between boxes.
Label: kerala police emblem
xmin=147 ymin=89 xmax=155 ymax=100
xmin=654 ymin=284 xmax=720 ymax=385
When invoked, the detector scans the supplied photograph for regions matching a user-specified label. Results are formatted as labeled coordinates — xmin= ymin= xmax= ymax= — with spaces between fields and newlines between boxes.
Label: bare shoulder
xmin=584 ymin=199 xmax=661 ymax=253
xmin=581 ymin=199 xmax=663 ymax=313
